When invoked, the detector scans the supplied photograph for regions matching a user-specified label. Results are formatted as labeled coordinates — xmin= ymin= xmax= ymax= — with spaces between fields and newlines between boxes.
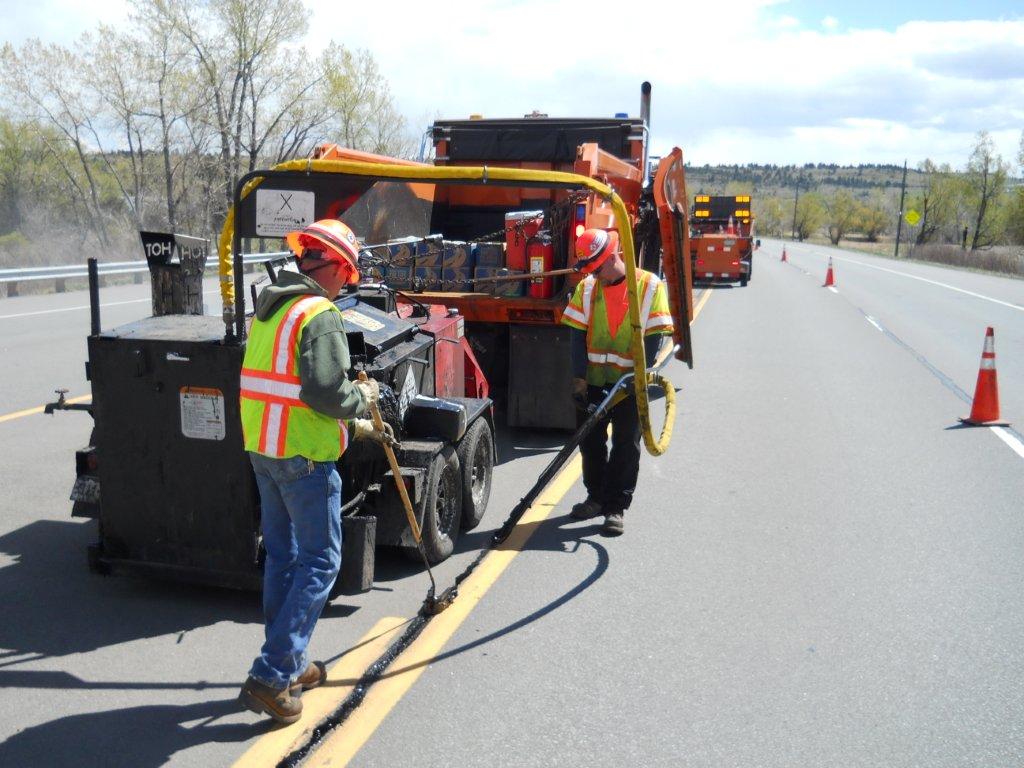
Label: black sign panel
xmin=139 ymin=231 xmax=209 ymax=273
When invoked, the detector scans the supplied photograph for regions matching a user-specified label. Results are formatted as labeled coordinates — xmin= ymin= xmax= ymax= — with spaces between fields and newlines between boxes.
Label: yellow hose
xmin=217 ymin=159 xmax=677 ymax=455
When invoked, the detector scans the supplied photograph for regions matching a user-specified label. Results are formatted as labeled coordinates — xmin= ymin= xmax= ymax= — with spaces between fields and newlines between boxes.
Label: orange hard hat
xmin=286 ymin=219 xmax=361 ymax=282
xmin=574 ymin=228 xmax=619 ymax=274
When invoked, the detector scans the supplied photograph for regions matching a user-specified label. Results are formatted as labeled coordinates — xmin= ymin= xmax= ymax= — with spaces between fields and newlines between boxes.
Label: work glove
xmin=352 ymin=418 xmax=397 ymax=447
xmin=571 ymin=377 xmax=589 ymax=410
xmin=354 ymin=378 xmax=380 ymax=412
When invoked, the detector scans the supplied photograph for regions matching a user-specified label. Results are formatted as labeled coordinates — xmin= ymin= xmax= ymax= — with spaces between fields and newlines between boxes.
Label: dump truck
xmin=52 ymin=83 xmax=693 ymax=596
xmin=689 ymin=194 xmax=758 ymax=287
xmin=307 ymin=82 xmax=694 ymax=430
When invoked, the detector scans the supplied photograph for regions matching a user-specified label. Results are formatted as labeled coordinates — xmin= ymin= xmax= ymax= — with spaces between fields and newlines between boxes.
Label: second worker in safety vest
xmin=237 ymin=218 xmax=393 ymax=725
xmin=561 ymin=228 xmax=674 ymax=536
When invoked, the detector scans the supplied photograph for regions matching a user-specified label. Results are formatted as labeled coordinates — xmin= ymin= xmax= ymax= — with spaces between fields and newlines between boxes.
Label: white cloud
xmin=5 ymin=0 xmax=1023 ymax=167
xmin=1 ymin=0 xmax=130 ymax=46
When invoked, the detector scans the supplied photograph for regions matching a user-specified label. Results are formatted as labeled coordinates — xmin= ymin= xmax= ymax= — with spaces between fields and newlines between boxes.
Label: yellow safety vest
xmin=561 ymin=269 xmax=674 ymax=387
xmin=240 ymin=295 xmax=350 ymax=461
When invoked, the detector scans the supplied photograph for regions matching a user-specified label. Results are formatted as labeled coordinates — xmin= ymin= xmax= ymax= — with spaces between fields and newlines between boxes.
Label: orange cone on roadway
xmin=823 ymin=257 xmax=835 ymax=287
xmin=781 ymin=247 xmax=788 ymax=262
xmin=960 ymin=327 xmax=1009 ymax=426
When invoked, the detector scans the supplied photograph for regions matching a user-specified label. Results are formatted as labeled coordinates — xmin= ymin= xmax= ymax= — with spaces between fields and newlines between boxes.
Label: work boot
xmin=570 ymin=498 xmax=602 ymax=520
xmin=239 ymin=676 xmax=303 ymax=724
xmin=602 ymin=510 xmax=624 ymax=536
xmin=289 ymin=660 xmax=327 ymax=695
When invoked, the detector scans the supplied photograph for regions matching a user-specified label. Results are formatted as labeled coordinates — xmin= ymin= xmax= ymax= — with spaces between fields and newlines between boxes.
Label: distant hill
xmin=682 ymin=163 xmax=926 ymax=201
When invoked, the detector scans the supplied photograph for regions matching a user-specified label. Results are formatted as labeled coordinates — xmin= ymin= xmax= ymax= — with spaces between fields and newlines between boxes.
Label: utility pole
xmin=894 ymin=160 xmax=908 ymax=259
xmin=791 ymin=176 xmax=800 ymax=241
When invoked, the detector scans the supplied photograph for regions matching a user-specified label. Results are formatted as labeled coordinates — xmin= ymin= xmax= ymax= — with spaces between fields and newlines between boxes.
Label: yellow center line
xmin=292 ymin=287 xmax=713 ymax=768
xmin=0 ymin=394 xmax=91 ymax=424
xmin=692 ymin=287 xmax=712 ymax=319
xmin=232 ymin=616 xmax=410 ymax=768
xmin=303 ymin=455 xmax=584 ymax=768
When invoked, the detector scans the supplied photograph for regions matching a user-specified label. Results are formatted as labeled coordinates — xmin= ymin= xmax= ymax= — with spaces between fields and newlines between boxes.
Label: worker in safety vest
xmin=560 ymin=228 xmax=674 ymax=535
xmin=238 ymin=218 xmax=391 ymax=724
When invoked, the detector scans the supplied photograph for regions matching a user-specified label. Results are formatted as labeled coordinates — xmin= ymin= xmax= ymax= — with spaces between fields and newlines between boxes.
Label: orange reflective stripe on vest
xmin=240 ymin=294 xmax=350 ymax=461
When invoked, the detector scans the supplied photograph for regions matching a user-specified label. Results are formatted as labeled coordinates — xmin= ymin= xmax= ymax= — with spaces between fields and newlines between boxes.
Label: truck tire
xmin=456 ymin=418 xmax=493 ymax=531
xmin=419 ymin=446 xmax=463 ymax=564
xmin=740 ymin=275 xmax=748 ymax=287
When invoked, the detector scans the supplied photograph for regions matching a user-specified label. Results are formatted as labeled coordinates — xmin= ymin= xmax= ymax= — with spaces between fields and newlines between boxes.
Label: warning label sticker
xmin=398 ymin=367 xmax=418 ymax=420
xmin=341 ymin=309 xmax=385 ymax=333
xmin=180 ymin=386 xmax=226 ymax=441
xmin=255 ymin=189 xmax=315 ymax=237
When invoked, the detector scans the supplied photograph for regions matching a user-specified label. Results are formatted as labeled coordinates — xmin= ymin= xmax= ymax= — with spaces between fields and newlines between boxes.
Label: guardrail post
xmin=55 ymin=278 xmax=66 ymax=293
xmin=7 ymin=281 xmax=17 ymax=297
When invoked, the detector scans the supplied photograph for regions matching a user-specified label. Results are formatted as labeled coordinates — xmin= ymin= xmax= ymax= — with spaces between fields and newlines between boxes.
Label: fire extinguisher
xmin=527 ymin=235 xmax=553 ymax=299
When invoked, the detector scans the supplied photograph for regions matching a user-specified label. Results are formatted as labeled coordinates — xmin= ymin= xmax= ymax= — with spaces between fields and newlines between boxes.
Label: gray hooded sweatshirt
xmin=252 ymin=270 xmax=366 ymax=420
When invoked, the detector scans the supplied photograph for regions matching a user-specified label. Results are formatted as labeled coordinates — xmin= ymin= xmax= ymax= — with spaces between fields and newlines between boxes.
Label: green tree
xmin=754 ymin=195 xmax=784 ymax=237
xmin=826 ymin=190 xmax=859 ymax=245
xmin=321 ymin=44 xmax=413 ymax=158
xmin=793 ymin=192 xmax=826 ymax=241
xmin=857 ymin=193 xmax=890 ymax=242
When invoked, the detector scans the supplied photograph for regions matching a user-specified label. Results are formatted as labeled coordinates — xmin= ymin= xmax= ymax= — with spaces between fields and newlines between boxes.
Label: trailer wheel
xmin=418 ymin=446 xmax=462 ymax=564
xmin=457 ymin=418 xmax=493 ymax=530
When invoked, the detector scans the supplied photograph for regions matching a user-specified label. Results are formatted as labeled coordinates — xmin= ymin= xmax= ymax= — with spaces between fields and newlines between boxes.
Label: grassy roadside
xmin=774 ymin=234 xmax=1024 ymax=281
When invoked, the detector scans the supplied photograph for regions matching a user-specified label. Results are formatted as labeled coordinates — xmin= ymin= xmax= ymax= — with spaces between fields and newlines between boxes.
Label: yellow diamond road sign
xmin=905 ymin=209 xmax=921 ymax=226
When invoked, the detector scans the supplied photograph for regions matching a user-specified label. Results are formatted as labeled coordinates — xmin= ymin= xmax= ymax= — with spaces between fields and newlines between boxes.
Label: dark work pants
xmin=577 ymin=385 xmax=641 ymax=512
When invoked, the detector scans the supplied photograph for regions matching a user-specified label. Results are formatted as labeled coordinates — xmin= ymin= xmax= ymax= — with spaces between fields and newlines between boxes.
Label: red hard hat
xmin=574 ymin=228 xmax=619 ymax=274
xmin=286 ymin=219 xmax=361 ymax=283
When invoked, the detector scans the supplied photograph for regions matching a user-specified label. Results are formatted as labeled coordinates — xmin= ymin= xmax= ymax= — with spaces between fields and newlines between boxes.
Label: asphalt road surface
xmin=1 ymin=243 xmax=1022 ymax=767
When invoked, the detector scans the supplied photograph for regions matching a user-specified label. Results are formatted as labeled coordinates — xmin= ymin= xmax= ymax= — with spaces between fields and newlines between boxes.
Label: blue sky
xmin=781 ymin=0 xmax=1023 ymax=29
xmin=2 ymin=0 xmax=1022 ymax=167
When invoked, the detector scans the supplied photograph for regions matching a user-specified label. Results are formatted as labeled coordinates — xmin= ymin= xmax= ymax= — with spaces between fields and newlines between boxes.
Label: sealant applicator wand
xmin=357 ymin=372 xmax=450 ymax=614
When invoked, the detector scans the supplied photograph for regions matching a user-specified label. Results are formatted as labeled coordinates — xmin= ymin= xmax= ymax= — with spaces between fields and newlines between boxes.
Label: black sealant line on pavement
xmin=278 ymin=614 xmax=430 ymax=768
xmin=857 ymin=308 xmax=1024 ymax=443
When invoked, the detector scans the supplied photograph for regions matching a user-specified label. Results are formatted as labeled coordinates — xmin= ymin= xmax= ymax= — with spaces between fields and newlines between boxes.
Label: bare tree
xmin=966 ymin=131 xmax=1008 ymax=251
xmin=136 ymin=0 xmax=310 ymax=215
xmin=1 ymin=42 xmax=112 ymax=247
xmin=84 ymin=28 xmax=154 ymax=230
xmin=912 ymin=160 xmax=959 ymax=245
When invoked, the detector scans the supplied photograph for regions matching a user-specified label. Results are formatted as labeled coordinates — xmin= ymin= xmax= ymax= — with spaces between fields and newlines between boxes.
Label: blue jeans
xmin=248 ymin=453 xmax=342 ymax=690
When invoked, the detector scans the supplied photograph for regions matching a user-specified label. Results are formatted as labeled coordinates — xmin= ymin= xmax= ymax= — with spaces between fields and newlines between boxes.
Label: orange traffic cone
xmin=781 ymin=247 xmax=788 ymax=263
xmin=823 ymin=257 xmax=835 ymax=287
xmin=960 ymin=327 xmax=1009 ymax=426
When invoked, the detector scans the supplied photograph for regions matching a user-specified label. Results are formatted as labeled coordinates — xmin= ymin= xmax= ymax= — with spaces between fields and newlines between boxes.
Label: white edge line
xmin=833 ymin=256 xmax=1024 ymax=313
xmin=865 ymin=315 xmax=883 ymax=332
xmin=991 ymin=427 xmax=1024 ymax=461
xmin=0 ymin=289 xmax=221 ymax=320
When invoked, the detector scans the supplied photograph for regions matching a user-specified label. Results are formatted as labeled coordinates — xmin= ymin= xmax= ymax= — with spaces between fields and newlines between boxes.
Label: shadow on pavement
xmin=495 ymin=426 xmax=570 ymax=466
xmin=373 ymin=515 xmax=609 ymax=681
xmin=0 ymin=697 xmax=256 ymax=768
xmin=0 ymin=520 xmax=261 ymax=662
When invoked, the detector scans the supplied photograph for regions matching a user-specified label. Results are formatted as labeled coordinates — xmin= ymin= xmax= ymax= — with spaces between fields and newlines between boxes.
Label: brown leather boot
xmin=289 ymin=660 xmax=327 ymax=695
xmin=239 ymin=676 xmax=303 ymax=724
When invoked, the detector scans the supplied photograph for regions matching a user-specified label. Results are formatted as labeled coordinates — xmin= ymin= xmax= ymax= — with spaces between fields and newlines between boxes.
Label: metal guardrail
xmin=0 ymin=253 xmax=288 ymax=294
